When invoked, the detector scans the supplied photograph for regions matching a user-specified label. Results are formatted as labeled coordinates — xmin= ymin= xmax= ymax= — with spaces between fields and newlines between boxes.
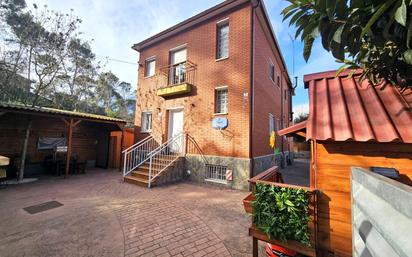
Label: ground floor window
xmin=141 ymin=112 xmax=152 ymax=133
xmin=205 ymin=164 xmax=227 ymax=183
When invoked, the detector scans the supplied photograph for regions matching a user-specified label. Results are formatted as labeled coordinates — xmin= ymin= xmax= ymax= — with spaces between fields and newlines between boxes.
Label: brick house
xmin=130 ymin=0 xmax=293 ymax=190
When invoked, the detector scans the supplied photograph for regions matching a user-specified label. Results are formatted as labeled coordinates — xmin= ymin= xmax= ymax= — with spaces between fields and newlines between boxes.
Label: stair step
xmin=131 ymin=170 xmax=159 ymax=179
xmin=124 ymin=175 xmax=149 ymax=187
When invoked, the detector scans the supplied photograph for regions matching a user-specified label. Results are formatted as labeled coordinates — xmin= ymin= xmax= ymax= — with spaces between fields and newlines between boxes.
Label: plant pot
xmin=242 ymin=192 xmax=255 ymax=214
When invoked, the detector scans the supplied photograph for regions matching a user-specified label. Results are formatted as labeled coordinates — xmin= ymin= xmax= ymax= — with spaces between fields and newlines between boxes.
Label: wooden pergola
xmin=0 ymin=103 xmax=127 ymax=177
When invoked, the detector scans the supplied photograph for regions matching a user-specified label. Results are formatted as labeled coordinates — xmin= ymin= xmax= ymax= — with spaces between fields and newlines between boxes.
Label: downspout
xmin=249 ymin=0 xmax=260 ymax=180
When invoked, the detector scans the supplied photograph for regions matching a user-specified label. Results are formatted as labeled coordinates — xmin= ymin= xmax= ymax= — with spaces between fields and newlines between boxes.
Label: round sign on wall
xmin=212 ymin=117 xmax=228 ymax=130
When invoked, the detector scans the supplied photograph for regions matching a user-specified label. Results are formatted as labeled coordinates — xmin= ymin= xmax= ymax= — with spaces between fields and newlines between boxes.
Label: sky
xmin=25 ymin=0 xmax=341 ymax=116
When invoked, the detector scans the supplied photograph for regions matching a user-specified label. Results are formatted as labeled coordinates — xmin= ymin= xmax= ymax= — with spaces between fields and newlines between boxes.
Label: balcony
xmin=156 ymin=61 xmax=196 ymax=98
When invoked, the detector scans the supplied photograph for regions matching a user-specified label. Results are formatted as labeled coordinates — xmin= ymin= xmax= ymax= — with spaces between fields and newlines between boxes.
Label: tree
xmin=282 ymin=0 xmax=412 ymax=87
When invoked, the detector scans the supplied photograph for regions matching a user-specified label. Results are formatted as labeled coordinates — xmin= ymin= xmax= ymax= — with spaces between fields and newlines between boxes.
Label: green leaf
xmin=333 ymin=24 xmax=345 ymax=44
xmin=394 ymin=0 xmax=407 ymax=26
xmin=403 ymin=49 xmax=412 ymax=64
xmin=303 ymin=36 xmax=315 ymax=62
xmin=362 ymin=0 xmax=397 ymax=36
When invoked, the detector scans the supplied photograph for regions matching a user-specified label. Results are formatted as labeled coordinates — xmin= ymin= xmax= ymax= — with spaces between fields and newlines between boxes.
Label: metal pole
xmin=148 ymin=157 xmax=152 ymax=188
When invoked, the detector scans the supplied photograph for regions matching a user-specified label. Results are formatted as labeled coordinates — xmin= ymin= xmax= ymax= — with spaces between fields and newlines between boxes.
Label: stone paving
xmin=0 ymin=170 xmax=251 ymax=257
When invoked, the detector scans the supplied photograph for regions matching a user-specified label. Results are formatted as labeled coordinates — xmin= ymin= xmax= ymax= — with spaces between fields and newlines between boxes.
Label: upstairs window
xmin=269 ymin=113 xmax=274 ymax=135
xmin=215 ymin=87 xmax=228 ymax=114
xmin=277 ymin=75 xmax=280 ymax=87
xmin=145 ymin=58 xmax=156 ymax=77
xmin=141 ymin=112 xmax=152 ymax=133
xmin=269 ymin=61 xmax=275 ymax=82
xmin=216 ymin=20 xmax=229 ymax=59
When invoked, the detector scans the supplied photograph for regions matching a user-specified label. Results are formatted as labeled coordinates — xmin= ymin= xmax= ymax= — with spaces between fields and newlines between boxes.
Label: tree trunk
xmin=19 ymin=119 xmax=32 ymax=181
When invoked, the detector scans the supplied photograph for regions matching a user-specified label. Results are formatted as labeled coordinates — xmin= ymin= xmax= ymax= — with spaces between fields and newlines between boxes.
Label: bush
xmin=252 ymin=183 xmax=311 ymax=246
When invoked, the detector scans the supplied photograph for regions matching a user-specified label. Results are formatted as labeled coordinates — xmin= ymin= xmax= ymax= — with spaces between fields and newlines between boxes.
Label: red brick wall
xmin=252 ymin=12 xmax=292 ymax=157
xmin=135 ymin=4 xmax=252 ymax=158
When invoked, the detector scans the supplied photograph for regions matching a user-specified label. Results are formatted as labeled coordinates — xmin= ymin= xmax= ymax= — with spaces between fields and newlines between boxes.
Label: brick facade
xmin=133 ymin=0 xmax=292 ymax=187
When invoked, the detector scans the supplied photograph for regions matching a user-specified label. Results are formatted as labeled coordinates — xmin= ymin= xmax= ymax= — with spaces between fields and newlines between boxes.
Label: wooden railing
xmin=243 ymin=166 xmax=318 ymax=257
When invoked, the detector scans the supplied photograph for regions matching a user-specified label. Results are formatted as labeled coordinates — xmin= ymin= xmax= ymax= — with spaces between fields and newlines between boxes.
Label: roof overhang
xmin=278 ymin=121 xmax=307 ymax=138
xmin=0 ymin=103 xmax=127 ymax=130
xmin=132 ymin=0 xmax=251 ymax=52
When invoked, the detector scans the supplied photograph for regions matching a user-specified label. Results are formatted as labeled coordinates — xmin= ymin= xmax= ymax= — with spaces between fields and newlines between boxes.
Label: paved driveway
xmin=0 ymin=170 xmax=252 ymax=257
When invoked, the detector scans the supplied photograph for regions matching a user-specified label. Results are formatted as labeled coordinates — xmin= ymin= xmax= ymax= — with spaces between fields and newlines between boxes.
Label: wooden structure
xmin=243 ymin=166 xmax=318 ymax=257
xmin=0 ymin=103 xmax=127 ymax=177
xmin=277 ymin=70 xmax=412 ymax=256
xmin=109 ymin=128 xmax=135 ymax=169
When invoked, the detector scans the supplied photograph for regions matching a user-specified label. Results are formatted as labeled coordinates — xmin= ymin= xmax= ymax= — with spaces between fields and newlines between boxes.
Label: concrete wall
xmin=185 ymin=154 xmax=250 ymax=191
xmin=351 ymin=167 xmax=412 ymax=257
xmin=154 ymin=157 xmax=186 ymax=186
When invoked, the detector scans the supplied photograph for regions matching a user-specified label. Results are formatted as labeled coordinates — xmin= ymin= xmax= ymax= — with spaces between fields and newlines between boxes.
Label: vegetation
xmin=252 ymin=183 xmax=311 ymax=246
xmin=0 ymin=0 xmax=135 ymax=180
xmin=294 ymin=112 xmax=309 ymax=124
xmin=282 ymin=0 xmax=412 ymax=87
xmin=0 ymin=0 xmax=135 ymax=121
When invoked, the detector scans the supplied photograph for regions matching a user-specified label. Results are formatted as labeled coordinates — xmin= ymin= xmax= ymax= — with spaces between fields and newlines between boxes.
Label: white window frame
xmin=205 ymin=164 xmax=227 ymax=184
xmin=269 ymin=113 xmax=274 ymax=135
xmin=216 ymin=18 xmax=229 ymax=60
xmin=269 ymin=60 xmax=275 ymax=82
xmin=215 ymin=86 xmax=228 ymax=114
xmin=141 ymin=111 xmax=152 ymax=133
xmin=144 ymin=57 xmax=156 ymax=78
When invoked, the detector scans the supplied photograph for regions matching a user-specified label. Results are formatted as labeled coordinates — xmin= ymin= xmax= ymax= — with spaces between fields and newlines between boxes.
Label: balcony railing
xmin=156 ymin=61 xmax=196 ymax=97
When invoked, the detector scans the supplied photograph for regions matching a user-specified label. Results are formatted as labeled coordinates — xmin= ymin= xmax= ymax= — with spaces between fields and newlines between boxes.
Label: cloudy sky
xmin=25 ymin=0 xmax=340 ymax=115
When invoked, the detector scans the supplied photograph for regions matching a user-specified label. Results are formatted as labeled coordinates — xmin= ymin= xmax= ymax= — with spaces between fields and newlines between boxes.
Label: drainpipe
xmin=249 ymin=0 xmax=260 ymax=182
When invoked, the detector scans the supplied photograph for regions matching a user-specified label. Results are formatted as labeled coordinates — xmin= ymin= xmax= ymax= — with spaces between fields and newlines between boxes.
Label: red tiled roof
xmin=303 ymin=70 xmax=412 ymax=143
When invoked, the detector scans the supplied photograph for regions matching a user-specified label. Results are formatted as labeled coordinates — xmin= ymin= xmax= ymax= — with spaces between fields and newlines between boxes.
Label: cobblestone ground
xmin=0 ymin=170 xmax=251 ymax=257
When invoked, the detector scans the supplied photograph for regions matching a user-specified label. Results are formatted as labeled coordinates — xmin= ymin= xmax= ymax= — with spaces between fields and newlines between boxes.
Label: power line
xmin=96 ymin=55 xmax=137 ymax=65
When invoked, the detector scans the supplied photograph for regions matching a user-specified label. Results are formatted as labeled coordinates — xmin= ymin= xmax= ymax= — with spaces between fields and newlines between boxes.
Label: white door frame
xmin=167 ymin=107 xmax=184 ymax=138
xmin=167 ymin=108 xmax=184 ymax=153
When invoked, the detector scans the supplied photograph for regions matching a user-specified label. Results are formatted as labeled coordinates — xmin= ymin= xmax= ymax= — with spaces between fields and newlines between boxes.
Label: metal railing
xmin=146 ymin=132 xmax=185 ymax=188
xmin=157 ymin=61 xmax=196 ymax=89
xmin=122 ymin=136 xmax=160 ymax=177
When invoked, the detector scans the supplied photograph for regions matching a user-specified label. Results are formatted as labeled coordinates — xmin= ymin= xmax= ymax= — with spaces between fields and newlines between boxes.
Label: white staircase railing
xmin=122 ymin=136 xmax=160 ymax=177
xmin=147 ymin=132 xmax=185 ymax=188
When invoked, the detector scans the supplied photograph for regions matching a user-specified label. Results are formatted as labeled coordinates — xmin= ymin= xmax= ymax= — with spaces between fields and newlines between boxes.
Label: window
xmin=170 ymin=47 xmax=187 ymax=85
xmin=141 ymin=112 xmax=152 ymax=133
xmin=276 ymin=118 xmax=281 ymax=132
xmin=215 ymin=87 xmax=228 ymax=114
xmin=269 ymin=113 xmax=274 ymax=135
xmin=277 ymin=76 xmax=280 ymax=87
xmin=269 ymin=61 xmax=275 ymax=82
xmin=216 ymin=20 xmax=229 ymax=59
xmin=145 ymin=58 xmax=156 ymax=77
xmin=205 ymin=164 xmax=227 ymax=183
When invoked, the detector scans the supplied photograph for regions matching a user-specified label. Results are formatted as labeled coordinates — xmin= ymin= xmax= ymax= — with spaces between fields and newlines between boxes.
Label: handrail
xmin=122 ymin=136 xmax=160 ymax=177
xmin=147 ymin=132 xmax=185 ymax=188
xmin=122 ymin=135 xmax=153 ymax=153
xmin=148 ymin=132 xmax=184 ymax=158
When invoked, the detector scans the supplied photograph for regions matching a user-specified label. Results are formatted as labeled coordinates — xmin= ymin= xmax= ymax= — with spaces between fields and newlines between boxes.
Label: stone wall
xmin=185 ymin=154 xmax=250 ymax=191
xmin=154 ymin=157 xmax=187 ymax=186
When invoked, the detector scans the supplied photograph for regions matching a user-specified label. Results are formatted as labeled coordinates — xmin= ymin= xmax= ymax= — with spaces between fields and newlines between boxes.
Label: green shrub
xmin=252 ymin=183 xmax=311 ymax=246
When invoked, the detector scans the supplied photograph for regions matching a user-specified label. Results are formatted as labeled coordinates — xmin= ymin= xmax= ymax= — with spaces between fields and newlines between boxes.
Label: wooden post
xmin=252 ymin=237 xmax=258 ymax=257
xmin=63 ymin=119 xmax=82 ymax=178
xmin=65 ymin=119 xmax=73 ymax=178
xmin=119 ymin=126 xmax=125 ymax=172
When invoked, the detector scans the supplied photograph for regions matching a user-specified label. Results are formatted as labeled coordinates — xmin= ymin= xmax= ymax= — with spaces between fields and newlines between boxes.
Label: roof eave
xmin=131 ymin=0 xmax=249 ymax=52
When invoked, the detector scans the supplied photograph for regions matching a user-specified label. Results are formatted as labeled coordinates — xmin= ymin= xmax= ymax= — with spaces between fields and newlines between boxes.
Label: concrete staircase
xmin=124 ymin=154 xmax=182 ymax=187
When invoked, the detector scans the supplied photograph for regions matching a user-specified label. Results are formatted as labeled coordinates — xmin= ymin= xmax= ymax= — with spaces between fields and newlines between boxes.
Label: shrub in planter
xmin=252 ymin=183 xmax=311 ymax=246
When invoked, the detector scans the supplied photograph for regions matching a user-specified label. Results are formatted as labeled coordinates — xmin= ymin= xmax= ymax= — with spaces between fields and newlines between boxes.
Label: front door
xmin=168 ymin=109 xmax=184 ymax=153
